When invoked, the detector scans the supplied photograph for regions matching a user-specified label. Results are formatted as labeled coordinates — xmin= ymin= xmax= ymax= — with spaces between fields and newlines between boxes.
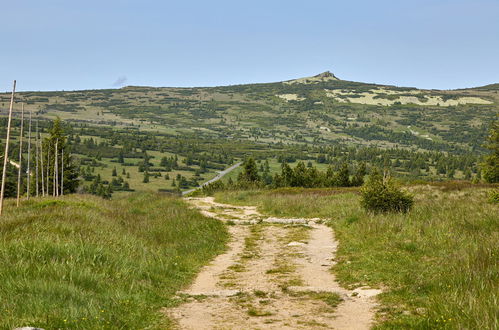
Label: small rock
xmin=415 ymin=307 xmax=427 ymax=315
xmin=287 ymin=241 xmax=306 ymax=246
xmin=351 ymin=292 xmax=359 ymax=297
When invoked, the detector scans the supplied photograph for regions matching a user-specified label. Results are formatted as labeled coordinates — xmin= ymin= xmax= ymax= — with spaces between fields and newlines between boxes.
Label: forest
xmin=0 ymin=76 xmax=496 ymax=198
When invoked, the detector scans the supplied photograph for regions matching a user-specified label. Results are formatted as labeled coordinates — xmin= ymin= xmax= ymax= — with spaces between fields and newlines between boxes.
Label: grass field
xmin=214 ymin=185 xmax=498 ymax=329
xmin=0 ymin=193 xmax=228 ymax=329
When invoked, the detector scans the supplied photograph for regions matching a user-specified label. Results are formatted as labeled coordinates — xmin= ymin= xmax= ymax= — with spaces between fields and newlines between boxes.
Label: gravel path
xmin=167 ymin=197 xmax=381 ymax=329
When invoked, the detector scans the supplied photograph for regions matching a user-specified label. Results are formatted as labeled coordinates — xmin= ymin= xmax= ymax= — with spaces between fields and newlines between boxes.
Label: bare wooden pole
xmin=0 ymin=80 xmax=16 ymax=216
xmin=53 ymin=140 xmax=58 ymax=197
xmin=55 ymin=140 xmax=59 ymax=197
xmin=40 ymin=139 xmax=45 ymax=196
xmin=61 ymin=148 xmax=64 ymax=196
xmin=35 ymin=120 xmax=39 ymax=197
xmin=26 ymin=110 xmax=32 ymax=199
xmin=46 ymin=145 xmax=50 ymax=195
xmin=16 ymin=103 xmax=24 ymax=207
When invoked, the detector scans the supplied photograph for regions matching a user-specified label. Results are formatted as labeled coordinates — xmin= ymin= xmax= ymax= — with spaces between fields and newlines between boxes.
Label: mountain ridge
xmin=118 ymin=72 xmax=497 ymax=92
xmin=0 ymin=72 xmax=497 ymax=157
xmin=5 ymin=71 xmax=498 ymax=93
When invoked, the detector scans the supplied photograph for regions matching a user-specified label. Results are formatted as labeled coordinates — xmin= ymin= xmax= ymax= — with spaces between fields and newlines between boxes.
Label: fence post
xmin=0 ymin=80 xmax=16 ymax=215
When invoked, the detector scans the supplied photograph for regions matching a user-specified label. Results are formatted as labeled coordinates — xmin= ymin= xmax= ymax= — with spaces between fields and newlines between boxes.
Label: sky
xmin=1 ymin=0 xmax=498 ymax=92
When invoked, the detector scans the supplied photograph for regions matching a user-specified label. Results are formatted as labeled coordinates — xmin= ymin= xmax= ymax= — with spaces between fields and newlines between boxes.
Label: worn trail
xmin=167 ymin=197 xmax=381 ymax=329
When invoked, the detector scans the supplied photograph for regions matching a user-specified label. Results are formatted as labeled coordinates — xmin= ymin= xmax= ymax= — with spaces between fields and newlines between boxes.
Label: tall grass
xmin=215 ymin=186 xmax=498 ymax=329
xmin=0 ymin=193 xmax=228 ymax=329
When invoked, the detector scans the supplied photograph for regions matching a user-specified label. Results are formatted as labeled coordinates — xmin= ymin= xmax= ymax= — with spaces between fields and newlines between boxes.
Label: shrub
xmin=201 ymin=180 xmax=226 ymax=195
xmin=360 ymin=170 xmax=414 ymax=213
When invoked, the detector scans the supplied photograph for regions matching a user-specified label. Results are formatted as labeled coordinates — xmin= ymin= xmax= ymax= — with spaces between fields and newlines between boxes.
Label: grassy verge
xmin=214 ymin=186 xmax=498 ymax=329
xmin=0 ymin=193 xmax=228 ymax=329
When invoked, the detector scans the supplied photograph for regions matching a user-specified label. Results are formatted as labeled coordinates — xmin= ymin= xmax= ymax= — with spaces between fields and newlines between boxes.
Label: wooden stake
xmin=16 ymin=103 xmax=24 ymax=207
xmin=40 ymin=139 xmax=45 ymax=196
xmin=46 ymin=145 xmax=50 ymax=195
xmin=61 ymin=148 xmax=64 ymax=196
xmin=53 ymin=140 xmax=58 ymax=197
xmin=35 ymin=120 xmax=39 ymax=197
xmin=0 ymin=80 xmax=16 ymax=216
xmin=26 ymin=110 xmax=32 ymax=199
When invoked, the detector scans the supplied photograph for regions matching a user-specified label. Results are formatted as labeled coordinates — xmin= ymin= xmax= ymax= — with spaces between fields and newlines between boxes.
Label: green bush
xmin=360 ymin=170 xmax=414 ymax=213
xmin=201 ymin=180 xmax=226 ymax=195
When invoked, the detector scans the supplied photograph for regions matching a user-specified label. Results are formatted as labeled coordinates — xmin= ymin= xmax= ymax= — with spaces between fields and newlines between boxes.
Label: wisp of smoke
xmin=112 ymin=76 xmax=128 ymax=87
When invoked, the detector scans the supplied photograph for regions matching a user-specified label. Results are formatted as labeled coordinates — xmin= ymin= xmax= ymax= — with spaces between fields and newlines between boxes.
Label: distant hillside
xmin=1 ymin=72 xmax=498 ymax=154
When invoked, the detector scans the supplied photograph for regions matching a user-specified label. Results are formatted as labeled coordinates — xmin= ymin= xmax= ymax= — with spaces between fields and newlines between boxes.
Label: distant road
xmin=182 ymin=162 xmax=242 ymax=196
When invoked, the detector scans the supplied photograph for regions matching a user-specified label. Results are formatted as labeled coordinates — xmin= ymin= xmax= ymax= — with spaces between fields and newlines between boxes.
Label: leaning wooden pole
xmin=26 ymin=110 xmax=32 ymax=199
xmin=35 ymin=120 xmax=39 ymax=197
xmin=0 ymin=80 xmax=16 ymax=216
xmin=16 ymin=103 xmax=24 ymax=207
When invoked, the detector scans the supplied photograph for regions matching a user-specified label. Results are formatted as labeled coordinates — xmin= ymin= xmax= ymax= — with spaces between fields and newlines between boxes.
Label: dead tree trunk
xmin=16 ymin=103 xmax=24 ymax=207
xmin=0 ymin=80 xmax=16 ymax=216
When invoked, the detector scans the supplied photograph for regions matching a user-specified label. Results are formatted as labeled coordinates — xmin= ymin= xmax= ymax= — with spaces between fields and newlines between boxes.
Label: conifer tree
xmin=482 ymin=118 xmax=499 ymax=183
xmin=334 ymin=163 xmax=351 ymax=187
xmin=38 ymin=118 xmax=79 ymax=195
xmin=351 ymin=162 xmax=367 ymax=186
xmin=237 ymin=157 xmax=260 ymax=183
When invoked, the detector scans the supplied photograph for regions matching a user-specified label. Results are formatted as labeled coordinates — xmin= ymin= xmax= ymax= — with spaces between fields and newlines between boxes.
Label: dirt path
xmin=167 ymin=197 xmax=381 ymax=329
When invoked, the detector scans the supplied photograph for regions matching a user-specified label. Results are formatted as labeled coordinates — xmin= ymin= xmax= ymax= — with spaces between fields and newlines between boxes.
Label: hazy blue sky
xmin=1 ymin=0 xmax=498 ymax=91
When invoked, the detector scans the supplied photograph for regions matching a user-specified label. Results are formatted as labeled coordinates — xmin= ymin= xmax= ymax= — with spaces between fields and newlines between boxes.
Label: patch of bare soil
xmin=167 ymin=197 xmax=381 ymax=329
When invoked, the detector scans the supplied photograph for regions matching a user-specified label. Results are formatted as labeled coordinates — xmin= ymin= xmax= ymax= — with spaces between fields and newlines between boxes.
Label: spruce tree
xmin=351 ymin=162 xmax=367 ymax=186
xmin=238 ymin=157 xmax=260 ymax=183
xmin=334 ymin=163 xmax=351 ymax=187
xmin=482 ymin=118 xmax=499 ymax=183
xmin=38 ymin=118 xmax=79 ymax=195
xmin=118 ymin=151 xmax=124 ymax=164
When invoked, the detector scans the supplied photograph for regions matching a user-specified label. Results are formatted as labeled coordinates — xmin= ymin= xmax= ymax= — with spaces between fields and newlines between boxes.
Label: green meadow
xmin=0 ymin=193 xmax=228 ymax=329
xmin=214 ymin=185 xmax=498 ymax=329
